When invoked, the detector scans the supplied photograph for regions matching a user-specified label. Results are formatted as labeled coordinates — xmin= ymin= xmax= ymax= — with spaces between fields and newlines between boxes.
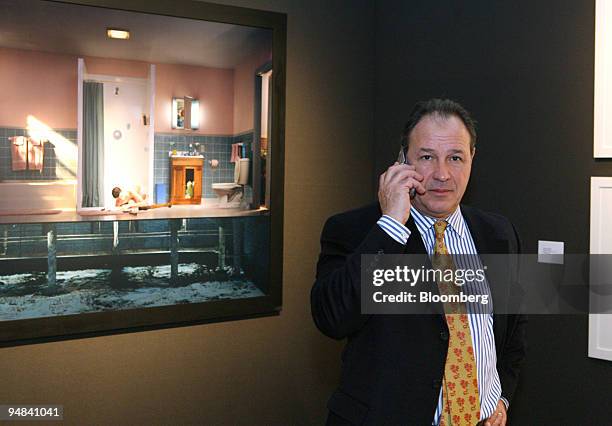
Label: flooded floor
xmin=0 ymin=263 xmax=264 ymax=321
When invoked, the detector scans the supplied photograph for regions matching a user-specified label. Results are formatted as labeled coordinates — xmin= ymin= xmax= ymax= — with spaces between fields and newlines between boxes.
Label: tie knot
xmin=434 ymin=220 xmax=448 ymax=238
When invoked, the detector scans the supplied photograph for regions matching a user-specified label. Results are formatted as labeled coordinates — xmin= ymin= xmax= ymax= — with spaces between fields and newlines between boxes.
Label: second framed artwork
xmin=589 ymin=177 xmax=612 ymax=362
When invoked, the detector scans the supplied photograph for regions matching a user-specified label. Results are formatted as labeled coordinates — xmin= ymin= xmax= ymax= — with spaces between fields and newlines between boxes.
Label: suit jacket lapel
xmin=404 ymin=215 xmax=425 ymax=254
xmin=460 ymin=206 xmax=509 ymax=254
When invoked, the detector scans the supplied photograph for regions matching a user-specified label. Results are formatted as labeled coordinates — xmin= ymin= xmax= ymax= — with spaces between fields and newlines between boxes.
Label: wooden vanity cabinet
xmin=170 ymin=157 xmax=203 ymax=205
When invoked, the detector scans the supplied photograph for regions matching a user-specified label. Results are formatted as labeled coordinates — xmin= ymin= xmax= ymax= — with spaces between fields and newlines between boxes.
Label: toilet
xmin=212 ymin=158 xmax=250 ymax=208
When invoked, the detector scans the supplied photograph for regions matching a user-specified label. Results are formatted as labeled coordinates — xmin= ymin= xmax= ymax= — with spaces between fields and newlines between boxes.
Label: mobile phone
xmin=397 ymin=144 xmax=417 ymax=199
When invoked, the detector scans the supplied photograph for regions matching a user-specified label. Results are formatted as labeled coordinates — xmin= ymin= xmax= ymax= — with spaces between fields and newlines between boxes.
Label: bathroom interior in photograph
xmin=0 ymin=0 xmax=274 ymax=214
xmin=0 ymin=0 xmax=285 ymax=346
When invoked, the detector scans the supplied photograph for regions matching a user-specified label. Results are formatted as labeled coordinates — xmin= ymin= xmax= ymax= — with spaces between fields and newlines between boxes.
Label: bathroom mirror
xmin=172 ymin=97 xmax=201 ymax=130
xmin=0 ymin=0 xmax=286 ymax=346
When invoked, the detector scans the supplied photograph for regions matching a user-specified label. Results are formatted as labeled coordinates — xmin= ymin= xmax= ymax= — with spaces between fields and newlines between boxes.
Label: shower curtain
xmin=82 ymin=81 xmax=104 ymax=207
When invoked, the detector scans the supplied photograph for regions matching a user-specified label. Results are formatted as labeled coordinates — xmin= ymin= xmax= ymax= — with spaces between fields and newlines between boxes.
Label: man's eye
xmin=420 ymin=155 xmax=432 ymax=160
xmin=450 ymin=156 xmax=463 ymax=162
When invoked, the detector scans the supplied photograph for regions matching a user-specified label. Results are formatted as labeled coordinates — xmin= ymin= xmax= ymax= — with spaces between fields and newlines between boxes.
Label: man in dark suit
xmin=311 ymin=99 xmax=526 ymax=426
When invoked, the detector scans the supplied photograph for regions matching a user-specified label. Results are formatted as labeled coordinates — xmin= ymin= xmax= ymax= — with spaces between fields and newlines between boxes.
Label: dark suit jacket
xmin=311 ymin=202 xmax=527 ymax=425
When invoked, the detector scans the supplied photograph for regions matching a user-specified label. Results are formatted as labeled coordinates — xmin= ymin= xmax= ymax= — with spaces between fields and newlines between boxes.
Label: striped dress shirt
xmin=377 ymin=206 xmax=507 ymax=424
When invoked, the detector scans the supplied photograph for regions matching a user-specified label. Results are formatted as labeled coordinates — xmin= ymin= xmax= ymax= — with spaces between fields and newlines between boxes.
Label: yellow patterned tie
xmin=433 ymin=220 xmax=480 ymax=426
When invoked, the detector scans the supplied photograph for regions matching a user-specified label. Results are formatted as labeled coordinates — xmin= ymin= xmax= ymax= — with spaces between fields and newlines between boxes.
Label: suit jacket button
xmin=440 ymin=331 xmax=449 ymax=341
xmin=432 ymin=379 xmax=441 ymax=389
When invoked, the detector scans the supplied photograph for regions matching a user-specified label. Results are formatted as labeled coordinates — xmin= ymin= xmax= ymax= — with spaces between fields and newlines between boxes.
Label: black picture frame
xmin=0 ymin=0 xmax=286 ymax=347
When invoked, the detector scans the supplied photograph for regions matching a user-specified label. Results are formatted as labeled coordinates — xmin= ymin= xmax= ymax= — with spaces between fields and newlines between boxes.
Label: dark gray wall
xmin=375 ymin=0 xmax=612 ymax=423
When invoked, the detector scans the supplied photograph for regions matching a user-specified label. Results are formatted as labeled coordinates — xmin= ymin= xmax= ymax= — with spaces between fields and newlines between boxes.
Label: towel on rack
xmin=28 ymin=138 xmax=45 ymax=171
xmin=9 ymin=136 xmax=28 ymax=171
xmin=230 ymin=143 xmax=242 ymax=163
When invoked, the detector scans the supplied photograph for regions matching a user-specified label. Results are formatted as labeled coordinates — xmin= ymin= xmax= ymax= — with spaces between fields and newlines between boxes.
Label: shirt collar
xmin=410 ymin=205 xmax=467 ymax=239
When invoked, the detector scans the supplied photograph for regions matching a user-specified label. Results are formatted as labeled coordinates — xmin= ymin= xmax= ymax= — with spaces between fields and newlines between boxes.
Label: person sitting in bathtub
xmin=111 ymin=186 xmax=148 ymax=208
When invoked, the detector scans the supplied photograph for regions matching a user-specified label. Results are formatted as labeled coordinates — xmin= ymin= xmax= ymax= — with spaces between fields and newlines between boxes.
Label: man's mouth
xmin=429 ymin=188 xmax=452 ymax=194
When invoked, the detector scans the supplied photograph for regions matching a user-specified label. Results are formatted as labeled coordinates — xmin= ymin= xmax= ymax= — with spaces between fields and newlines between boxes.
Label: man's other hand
xmin=484 ymin=400 xmax=507 ymax=426
xmin=378 ymin=162 xmax=425 ymax=224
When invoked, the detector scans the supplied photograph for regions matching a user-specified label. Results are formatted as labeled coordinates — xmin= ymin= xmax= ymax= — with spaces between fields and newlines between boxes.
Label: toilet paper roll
xmin=209 ymin=159 xmax=219 ymax=168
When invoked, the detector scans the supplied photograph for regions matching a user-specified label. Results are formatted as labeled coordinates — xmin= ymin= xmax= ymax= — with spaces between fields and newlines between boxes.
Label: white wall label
xmin=537 ymin=240 xmax=564 ymax=264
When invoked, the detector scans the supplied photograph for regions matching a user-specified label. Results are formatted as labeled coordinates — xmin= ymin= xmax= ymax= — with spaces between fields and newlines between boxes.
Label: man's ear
xmin=471 ymin=147 xmax=476 ymax=159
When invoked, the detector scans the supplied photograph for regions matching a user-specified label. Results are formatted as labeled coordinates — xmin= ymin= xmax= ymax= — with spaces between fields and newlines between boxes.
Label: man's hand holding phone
xmin=378 ymin=162 xmax=426 ymax=224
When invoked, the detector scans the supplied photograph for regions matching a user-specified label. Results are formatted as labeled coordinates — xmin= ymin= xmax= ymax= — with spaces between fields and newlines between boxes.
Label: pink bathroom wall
xmin=84 ymin=56 xmax=149 ymax=78
xmin=155 ymin=63 xmax=234 ymax=135
xmin=0 ymin=47 xmax=236 ymax=135
xmin=0 ymin=47 xmax=77 ymax=129
xmin=233 ymin=47 xmax=272 ymax=134
xmin=85 ymin=57 xmax=234 ymax=134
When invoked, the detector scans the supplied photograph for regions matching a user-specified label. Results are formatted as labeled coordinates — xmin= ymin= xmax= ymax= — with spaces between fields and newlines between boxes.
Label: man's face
xmin=407 ymin=114 xmax=474 ymax=219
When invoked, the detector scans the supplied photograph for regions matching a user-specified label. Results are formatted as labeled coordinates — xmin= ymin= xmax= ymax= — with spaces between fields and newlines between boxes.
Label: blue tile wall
xmin=0 ymin=126 xmax=77 ymax=181
xmin=0 ymin=126 xmax=256 ymax=201
xmin=154 ymin=131 xmax=254 ymax=201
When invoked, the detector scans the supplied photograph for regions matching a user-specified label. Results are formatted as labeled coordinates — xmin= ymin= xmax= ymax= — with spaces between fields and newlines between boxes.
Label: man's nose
xmin=432 ymin=160 xmax=450 ymax=181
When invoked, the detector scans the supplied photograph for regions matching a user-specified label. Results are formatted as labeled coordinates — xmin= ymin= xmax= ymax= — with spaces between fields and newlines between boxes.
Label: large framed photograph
xmin=0 ymin=0 xmax=286 ymax=346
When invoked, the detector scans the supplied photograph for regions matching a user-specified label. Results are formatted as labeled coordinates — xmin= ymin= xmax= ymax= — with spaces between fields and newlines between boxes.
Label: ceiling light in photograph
xmin=106 ymin=28 xmax=130 ymax=40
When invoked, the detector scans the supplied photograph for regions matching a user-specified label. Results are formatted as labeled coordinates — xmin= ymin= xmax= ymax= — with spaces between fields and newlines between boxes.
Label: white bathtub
xmin=0 ymin=180 xmax=76 ymax=210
